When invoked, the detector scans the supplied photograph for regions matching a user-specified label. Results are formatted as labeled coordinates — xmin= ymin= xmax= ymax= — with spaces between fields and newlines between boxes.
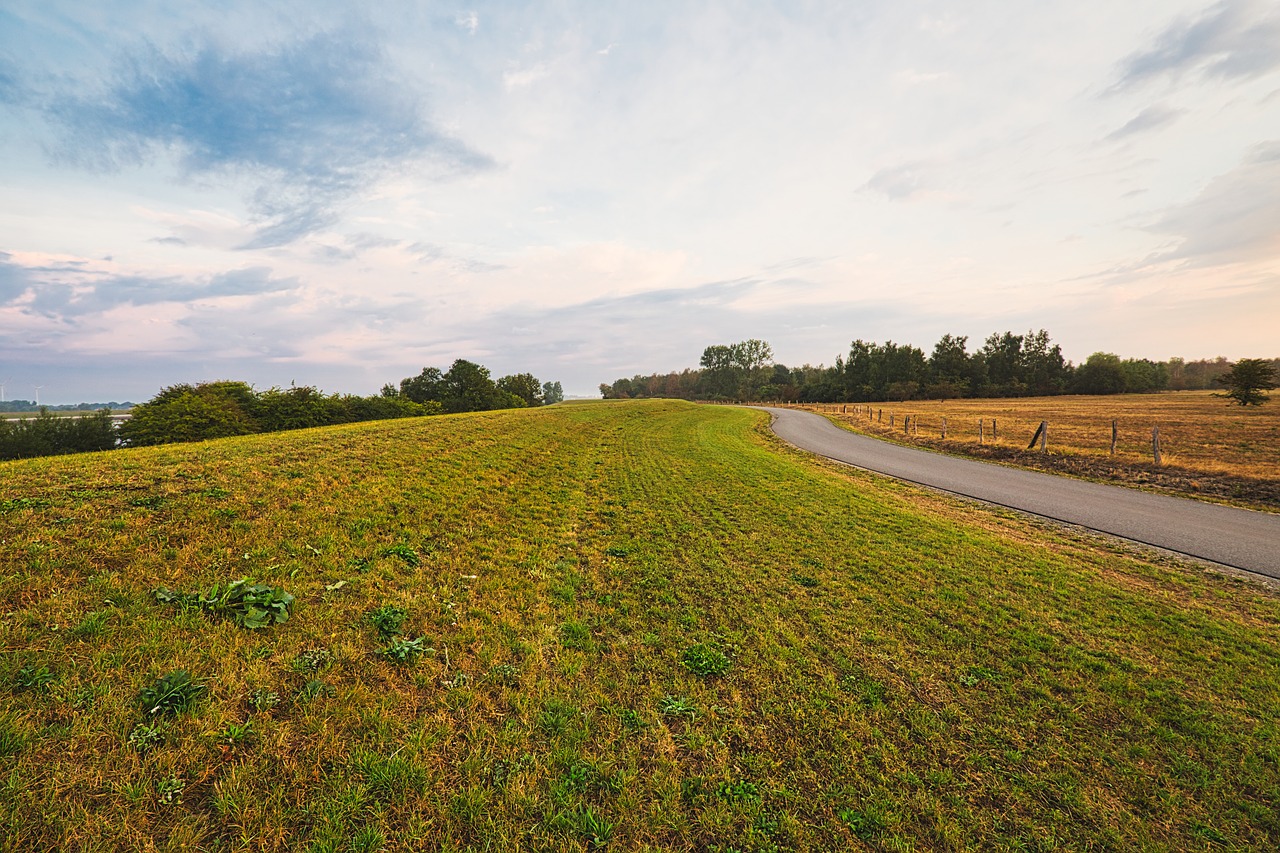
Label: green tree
xmin=118 ymin=382 xmax=261 ymax=446
xmin=441 ymin=359 xmax=504 ymax=413
xmin=1073 ymin=353 xmax=1126 ymax=395
xmin=497 ymin=373 xmax=544 ymax=407
xmin=1215 ymin=359 xmax=1276 ymax=406
xmin=399 ymin=367 xmax=444 ymax=404
xmin=542 ymin=381 xmax=564 ymax=404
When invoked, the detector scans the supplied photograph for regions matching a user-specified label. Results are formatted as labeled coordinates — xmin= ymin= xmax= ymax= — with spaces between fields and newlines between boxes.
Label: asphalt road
xmin=759 ymin=406 xmax=1280 ymax=580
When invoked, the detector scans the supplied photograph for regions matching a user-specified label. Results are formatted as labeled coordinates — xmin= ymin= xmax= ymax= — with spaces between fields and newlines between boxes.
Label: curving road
xmin=758 ymin=406 xmax=1280 ymax=579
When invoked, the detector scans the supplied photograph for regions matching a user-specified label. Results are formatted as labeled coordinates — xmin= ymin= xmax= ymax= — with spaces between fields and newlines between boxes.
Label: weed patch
xmin=155 ymin=577 xmax=294 ymax=628
xmin=137 ymin=670 xmax=205 ymax=717
xmin=682 ymin=643 xmax=731 ymax=677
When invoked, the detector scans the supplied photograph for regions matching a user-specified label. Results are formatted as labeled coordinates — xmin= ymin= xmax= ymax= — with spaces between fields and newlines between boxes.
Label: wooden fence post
xmin=992 ymin=419 xmax=997 ymax=441
xmin=1028 ymin=421 xmax=1047 ymax=451
xmin=903 ymin=415 xmax=909 ymax=434
xmin=890 ymin=413 xmax=895 ymax=427
xmin=1111 ymin=420 xmax=1117 ymax=456
xmin=978 ymin=419 xmax=983 ymax=444
xmin=942 ymin=417 xmax=947 ymax=439
xmin=878 ymin=409 xmax=882 ymax=423
xmin=1152 ymin=425 xmax=1161 ymax=466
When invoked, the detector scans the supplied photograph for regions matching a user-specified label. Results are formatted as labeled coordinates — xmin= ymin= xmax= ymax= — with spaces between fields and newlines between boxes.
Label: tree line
xmin=600 ymin=332 xmax=1279 ymax=404
xmin=1 ymin=359 xmax=563 ymax=461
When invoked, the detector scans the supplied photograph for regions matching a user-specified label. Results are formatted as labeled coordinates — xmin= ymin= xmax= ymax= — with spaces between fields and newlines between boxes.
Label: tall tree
xmin=497 ymin=373 xmax=543 ymax=407
xmin=541 ymin=381 xmax=564 ymax=404
xmin=1215 ymin=359 xmax=1276 ymax=406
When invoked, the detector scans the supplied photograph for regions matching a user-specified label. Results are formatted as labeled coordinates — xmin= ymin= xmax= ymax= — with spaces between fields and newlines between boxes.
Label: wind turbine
xmin=33 ymin=385 xmax=44 ymax=406
xmin=0 ymin=378 xmax=10 ymax=403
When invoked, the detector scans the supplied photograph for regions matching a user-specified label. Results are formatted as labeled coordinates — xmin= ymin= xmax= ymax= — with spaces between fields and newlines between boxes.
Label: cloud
xmin=0 ymin=251 xmax=37 ymax=302
xmin=454 ymin=12 xmax=479 ymax=35
xmin=0 ymin=254 xmax=297 ymax=317
xmin=503 ymin=62 xmax=552 ymax=90
xmin=1105 ymin=103 xmax=1187 ymax=141
xmin=1113 ymin=0 xmax=1280 ymax=91
xmin=863 ymin=161 xmax=936 ymax=201
xmin=38 ymin=31 xmax=492 ymax=247
xmin=1145 ymin=140 xmax=1280 ymax=265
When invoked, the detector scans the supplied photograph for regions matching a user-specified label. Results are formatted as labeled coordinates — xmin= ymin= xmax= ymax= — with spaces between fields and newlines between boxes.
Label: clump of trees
xmin=1 ymin=360 xmax=562 ymax=461
xmin=601 ymin=333 xmax=1279 ymax=404
xmin=0 ymin=409 xmax=117 ymax=461
xmin=118 ymin=382 xmax=436 ymax=447
xmin=389 ymin=360 xmax=561 ymax=411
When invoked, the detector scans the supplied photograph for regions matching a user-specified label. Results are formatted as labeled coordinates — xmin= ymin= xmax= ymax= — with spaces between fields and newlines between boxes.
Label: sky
xmin=1 ymin=1 xmax=1278 ymax=403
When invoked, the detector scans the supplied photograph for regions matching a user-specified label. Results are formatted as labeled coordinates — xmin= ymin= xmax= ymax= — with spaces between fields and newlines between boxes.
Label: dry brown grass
xmin=788 ymin=391 xmax=1280 ymax=509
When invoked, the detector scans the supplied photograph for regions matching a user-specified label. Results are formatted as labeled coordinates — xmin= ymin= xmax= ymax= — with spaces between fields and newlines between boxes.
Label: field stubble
xmin=1 ymin=400 xmax=1278 ymax=851
xmin=789 ymin=391 xmax=1280 ymax=509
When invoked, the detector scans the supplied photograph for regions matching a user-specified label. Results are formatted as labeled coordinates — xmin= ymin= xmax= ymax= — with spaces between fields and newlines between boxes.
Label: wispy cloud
xmin=36 ymin=31 xmax=492 ymax=248
xmin=1146 ymin=140 xmax=1280 ymax=265
xmin=1113 ymin=0 xmax=1280 ymax=91
xmin=1105 ymin=103 xmax=1187 ymax=141
xmin=1 ymin=254 xmax=296 ymax=318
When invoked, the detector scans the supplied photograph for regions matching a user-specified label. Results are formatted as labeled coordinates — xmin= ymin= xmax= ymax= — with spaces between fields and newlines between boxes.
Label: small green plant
xmin=247 ymin=688 xmax=280 ymax=712
xmin=354 ymin=751 xmax=428 ymax=803
xmin=0 ymin=716 xmax=25 ymax=757
xmin=379 ymin=636 xmax=430 ymax=664
xmin=561 ymin=761 xmax=621 ymax=797
xmin=791 ymin=573 xmax=820 ymax=588
xmin=659 ymin=695 xmax=697 ymax=719
xmin=138 ymin=670 xmax=206 ymax=716
xmin=839 ymin=806 xmax=886 ymax=841
xmin=128 ymin=722 xmax=164 ymax=754
xmin=565 ymin=805 xmax=614 ymax=849
xmin=959 ymin=664 xmax=1002 ymax=687
xmin=487 ymin=663 xmax=521 ymax=688
xmin=717 ymin=779 xmax=761 ymax=805
xmin=489 ymin=754 xmax=534 ymax=787
xmin=290 ymin=648 xmax=333 ymax=674
xmin=67 ymin=611 xmax=109 ymax=639
xmin=69 ymin=684 xmax=107 ymax=710
xmin=347 ymin=825 xmax=386 ymax=853
xmin=155 ymin=774 xmax=185 ymax=806
xmin=155 ymin=577 xmax=294 ymax=629
xmin=682 ymin=643 xmax=730 ymax=677
xmin=380 ymin=544 xmax=420 ymax=567
xmin=215 ymin=719 xmax=255 ymax=747
xmin=14 ymin=664 xmax=57 ymax=693
xmin=559 ymin=620 xmax=593 ymax=651
xmin=604 ymin=546 xmax=631 ymax=557
xmin=297 ymin=679 xmax=334 ymax=703
xmin=616 ymin=707 xmax=650 ymax=731
xmin=129 ymin=495 xmax=166 ymax=510
xmin=0 ymin=497 xmax=51 ymax=513
xmin=199 ymin=487 xmax=230 ymax=499
xmin=366 ymin=604 xmax=408 ymax=639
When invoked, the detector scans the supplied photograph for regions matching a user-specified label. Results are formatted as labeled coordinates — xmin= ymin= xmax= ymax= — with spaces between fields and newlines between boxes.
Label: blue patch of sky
xmin=34 ymin=29 xmax=494 ymax=247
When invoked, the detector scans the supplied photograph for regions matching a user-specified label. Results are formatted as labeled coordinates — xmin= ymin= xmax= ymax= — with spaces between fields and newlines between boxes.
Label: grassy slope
xmin=1 ymin=400 xmax=1278 ymax=852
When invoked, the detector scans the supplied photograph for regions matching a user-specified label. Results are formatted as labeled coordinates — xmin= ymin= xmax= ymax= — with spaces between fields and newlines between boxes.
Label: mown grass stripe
xmin=1 ymin=400 xmax=1277 ymax=850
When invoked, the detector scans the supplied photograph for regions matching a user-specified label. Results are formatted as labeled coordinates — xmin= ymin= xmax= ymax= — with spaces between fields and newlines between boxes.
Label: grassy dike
xmin=1 ymin=399 xmax=1278 ymax=851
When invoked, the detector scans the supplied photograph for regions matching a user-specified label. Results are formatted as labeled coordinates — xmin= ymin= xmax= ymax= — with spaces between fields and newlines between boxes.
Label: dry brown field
xmin=785 ymin=391 xmax=1280 ymax=510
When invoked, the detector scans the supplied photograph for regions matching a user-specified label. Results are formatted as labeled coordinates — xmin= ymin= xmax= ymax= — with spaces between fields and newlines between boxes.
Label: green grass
xmin=2 ymin=400 xmax=1279 ymax=850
